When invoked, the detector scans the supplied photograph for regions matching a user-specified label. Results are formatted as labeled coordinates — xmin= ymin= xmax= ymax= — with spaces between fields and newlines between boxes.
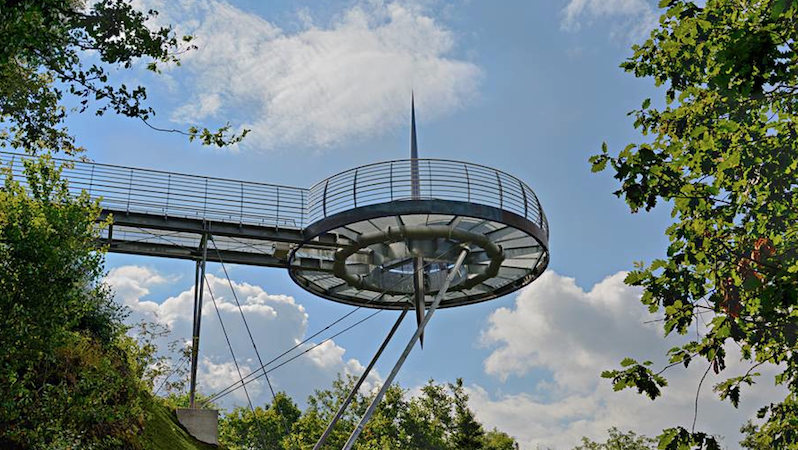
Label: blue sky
xmin=67 ymin=1 xmax=784 ymax=448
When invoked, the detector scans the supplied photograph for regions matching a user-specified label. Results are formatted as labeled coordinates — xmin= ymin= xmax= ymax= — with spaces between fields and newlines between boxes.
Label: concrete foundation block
xmin=176 ymin=408 xmax=219 ymax=445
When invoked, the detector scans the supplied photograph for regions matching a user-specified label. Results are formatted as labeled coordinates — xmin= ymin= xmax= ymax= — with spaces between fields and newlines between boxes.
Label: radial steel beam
xmin=341 ymin=247 xmax=469 ymax=450
xmin=188 ymin=234 xmax=209 ymax=409
xmin=313 ymin=307 xmax=408 ymax=450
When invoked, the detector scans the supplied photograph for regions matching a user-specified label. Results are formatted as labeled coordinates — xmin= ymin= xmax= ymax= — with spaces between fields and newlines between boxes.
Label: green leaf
xmin=620 ymin=357 xmax=637 ymax=367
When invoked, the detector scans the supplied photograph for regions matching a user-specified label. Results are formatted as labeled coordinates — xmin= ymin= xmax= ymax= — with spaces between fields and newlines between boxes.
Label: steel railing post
xmin=496 ymin=171 xmax=503 ymax=209
xmin=88 ymin=165 xmax=95 ymax=198
xmin=427 ymin=160 xmax=432 ymax=198
xmin=323 ymin=179 xmax=329 ymax=218
xmin=301 ymin=190 xmax=306 ymax=228
xmin=520 ymin=179 xmax=528 ymax=220
xmin=165 ymin=173 xmax=171 ymax=218
xmin=203 ymin=178 xmax=208 ymax=220
xmin=126 ymin=168 xmax=133 ymax=213
xmin=464 ymin=164 xmax=470 ymax=203
xmin=353 ymin=169 xmax=358 ymax=208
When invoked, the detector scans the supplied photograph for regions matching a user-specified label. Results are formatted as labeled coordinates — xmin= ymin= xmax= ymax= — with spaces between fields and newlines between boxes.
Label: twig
xmin=693 ymin=363 xmax=712 ymax=433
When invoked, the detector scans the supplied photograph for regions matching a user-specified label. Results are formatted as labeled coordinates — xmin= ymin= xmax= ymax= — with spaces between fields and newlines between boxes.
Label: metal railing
xmin=1 ymin=154 xmax=548 ymax=238
xmin=0 ymin=152 xmax=308 ymax=229
xmin=307 ymin=159 xmax=549 ymax=237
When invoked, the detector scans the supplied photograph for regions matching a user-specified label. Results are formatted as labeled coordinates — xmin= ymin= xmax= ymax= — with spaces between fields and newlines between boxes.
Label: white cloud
xmin=147 ymin=0 xmax=481 ymax=151
xmin=561 ymin=0 xmax=660 ymax=41
xmin=199 ymin=357 xmax=264 ymax=404
xmin=106 ymin=265 xmax=175 ymax=321
xmin=105 ymin=265 xmax=380 ymax=409
xmin=475 ymin=271 xmax=787 ymax=449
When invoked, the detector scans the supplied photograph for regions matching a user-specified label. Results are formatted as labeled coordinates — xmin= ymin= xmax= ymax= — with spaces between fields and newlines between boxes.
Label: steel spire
xmin=411 ymin=93 xmax=419 ymax=160
xmin=410 ymin=93 xmax=425 ymax=348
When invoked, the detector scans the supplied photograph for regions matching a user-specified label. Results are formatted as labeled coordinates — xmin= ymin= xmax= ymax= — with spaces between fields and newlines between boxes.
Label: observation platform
xmin=292 ymin=159 xmax=549 ymax=309
xmin=0 ymin=152 xmax=549 ymax=308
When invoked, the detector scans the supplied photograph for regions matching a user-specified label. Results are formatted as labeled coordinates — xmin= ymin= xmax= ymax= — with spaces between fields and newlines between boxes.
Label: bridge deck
xmin=0 ymin=152 xmax=347 ymax=269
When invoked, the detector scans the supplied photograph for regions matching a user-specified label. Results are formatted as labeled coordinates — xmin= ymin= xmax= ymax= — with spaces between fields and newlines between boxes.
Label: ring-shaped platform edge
xmin=288 ymin=199 xmax=550 ymax=310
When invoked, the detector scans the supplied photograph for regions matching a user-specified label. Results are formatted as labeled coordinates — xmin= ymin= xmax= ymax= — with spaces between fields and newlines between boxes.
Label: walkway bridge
xmin=0 ymin=151 xmax=339 ymax=270
xmin=0 ymin=152 xmax=548 ymax=290
xmin=0 ymin=148 xmax=549 ymax=447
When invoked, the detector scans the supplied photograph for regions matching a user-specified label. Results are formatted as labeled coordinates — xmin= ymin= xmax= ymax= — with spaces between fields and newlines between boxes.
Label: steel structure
xmin=293 ymin=158 xmax=549 ymax=309
xmin=0 ymin=153 xmax=548 ymax=294
xmin=0 ymin=103 xmax=550 ymax=450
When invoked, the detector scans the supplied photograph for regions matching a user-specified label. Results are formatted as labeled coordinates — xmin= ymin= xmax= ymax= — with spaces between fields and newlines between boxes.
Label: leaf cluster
xmin=590 ymin=0 xmax=798 ymax=447
xmin=216 ymin=376 xmax=519 ymax=450
xmin=0 ymin=155 xmax=152 ymax=449
xmin=1 ymin=0 xmax=247 ymax=154
xmin=739 ymin=392 xmax=798 ymax=448
xmin=573 ymin=427 xmax=657 ymax=450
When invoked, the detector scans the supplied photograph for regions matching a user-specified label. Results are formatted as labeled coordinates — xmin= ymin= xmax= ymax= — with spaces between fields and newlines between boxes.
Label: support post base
xmin=176 ymin=408 xmax=219 ymax=445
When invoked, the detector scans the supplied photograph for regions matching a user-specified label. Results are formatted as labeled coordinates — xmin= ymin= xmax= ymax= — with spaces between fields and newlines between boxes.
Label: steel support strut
xmin=313 ymin=307 xmax=409 ymax=450
xmin=413 ymin=256 xmax=426 ymax=348
xmin=341 ymin=247 xmax=469 ymax=450
xmin=189 ymin=234 xmax=209 ymax=408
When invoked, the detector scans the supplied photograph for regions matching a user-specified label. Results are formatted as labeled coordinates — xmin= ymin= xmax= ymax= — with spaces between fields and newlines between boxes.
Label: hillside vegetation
xmin=142 ymin=400 xmax=219 ymax=450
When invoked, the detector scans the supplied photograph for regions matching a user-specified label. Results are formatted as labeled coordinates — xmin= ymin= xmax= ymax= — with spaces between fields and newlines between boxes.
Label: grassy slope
xmin=142 ymin=399 xmax=221 ymax=450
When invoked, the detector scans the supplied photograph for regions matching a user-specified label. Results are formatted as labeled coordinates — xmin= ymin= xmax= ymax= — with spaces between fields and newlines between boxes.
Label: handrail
xmin=0 ymin=153 xmax=548 ymax=239
xmin=306 ymin=159 xmax=548 ymax=238
xmin=0 ymin=152 xmax=308 ymax=229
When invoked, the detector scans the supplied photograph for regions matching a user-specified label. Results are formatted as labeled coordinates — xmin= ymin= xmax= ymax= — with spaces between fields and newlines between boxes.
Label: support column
xmin=341 ymin=248 xmax=469 ymax=450
xmin=189 ymin=234 xmax=209 ymax=409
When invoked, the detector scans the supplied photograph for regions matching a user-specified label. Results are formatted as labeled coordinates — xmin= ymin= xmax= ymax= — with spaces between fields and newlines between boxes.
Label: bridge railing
xmin=307 ymin=158 xmax=549 ymax=238
xmin=1 ymin=154 xmax=549 ymax=239
xmin=0 ymin=152 xmax=308 ymax=229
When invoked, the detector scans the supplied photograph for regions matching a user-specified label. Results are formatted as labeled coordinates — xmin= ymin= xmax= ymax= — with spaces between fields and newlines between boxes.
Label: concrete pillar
xmin=176 ymin=408 xmax=219 ymax=445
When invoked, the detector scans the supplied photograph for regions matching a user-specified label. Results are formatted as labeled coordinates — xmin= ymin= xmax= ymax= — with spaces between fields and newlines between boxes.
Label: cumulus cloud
xmin=144 ymin=0 xmax=481 ymax=151
xmin=561 ymin=0 xmax=660 ymax=41
xmin=475 ymin=271 xmax=787 ymax=449
xmin=105 ymin=265 xmax=381 ymax=408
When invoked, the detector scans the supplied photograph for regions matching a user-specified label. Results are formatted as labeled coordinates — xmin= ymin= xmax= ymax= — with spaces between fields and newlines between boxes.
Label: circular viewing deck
xmin=289 ymin=159 xmax=550 ymax=309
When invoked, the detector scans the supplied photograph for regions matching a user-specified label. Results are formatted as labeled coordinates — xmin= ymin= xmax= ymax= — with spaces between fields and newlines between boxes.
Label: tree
xmin=288 ymin=374 xmax=373 ymax=450
xmin=590 ymin=0 xmax=798 ymax=448
xmin=1 ymin=0 xmax=247 ymax=155
xmin=482 ymin=429 xmax=519 ymax=450
xmin=572 ymin=428 xmax=655 ymax=450
xmin=0 ymin=156 xmax=151 ymax=449
xmin=403 ymin=380 xmax=454 ymax=450
xmin=288 ymin=375 xmax=412 ymax=450
xmin=283 ymin=376 xmax=519 ymax=450
xmin=219 ymin=392 xmax=302 ymax=450
xmin=450 ymin=378 xmax=486 ymax=450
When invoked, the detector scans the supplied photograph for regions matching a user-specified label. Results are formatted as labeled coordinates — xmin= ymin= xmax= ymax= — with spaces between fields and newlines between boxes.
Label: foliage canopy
xmin=591 ymin=0 xmax=798 ymax=448
xmin=215 ymin=376 xmax=519 ymax=450
xmin=0 ymin=156 xmax=153 ymax=449
xmin=1 ymin=0 xmax=247 ymax=155
xmin=573 ymin=427 xmax=656 ymax=450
